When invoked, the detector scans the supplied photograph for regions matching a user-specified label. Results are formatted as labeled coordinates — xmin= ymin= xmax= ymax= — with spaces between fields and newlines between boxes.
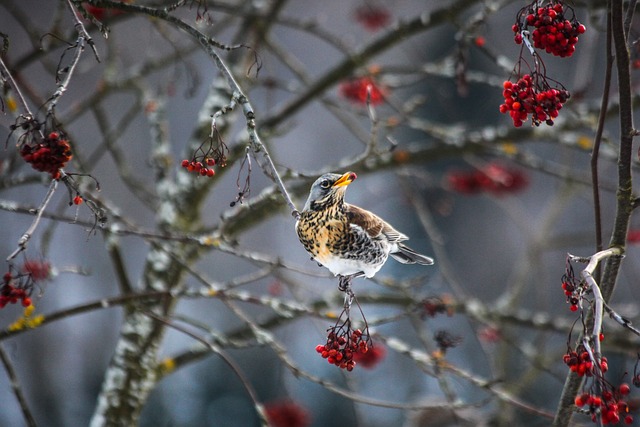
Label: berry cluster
xmin=627 ymin=229 xmax=640 ymax=243
xmin=264 ymin=400 xmax=310 ymax=427
xmin=181 ymin=132 xmax=228 ymax=178
xmin=82 ymin=0 xmax=131 ymax=21
xmin=434 ymin=330 xmax=462 ymax=353
xmin=447 ymin=163 xmax=529 ymax=195
xmin=478 ymin=325 xmax=501 ymax=343
xmin=181 ymin=157 xmax=217 ymax=177
xmin=563 ymin=344 xmax=608 ymax=377
xmin=353 ymin=5 xmax=391 ymax=32
xmin=500 ymin=75 xmax=570 ymax=127
xmin=561 ymin=279 xmax=582 ymax=312
xmin=421 ymin=295 xmax=455 ymax=318
xmin=574 ymin=384 xmax=634 ymax=425
xmin=353 ymin=341 xmax=386 ymax=369
xmin=22 ymin=260 xmax=51 ymax=282
xmin=20 ymin=131 xmax=73 ymax=180
xmin=315 ymin=327 xmax=370 ymax=371
xmin=1 ymin=272 xmax=32 ymax=308
xmin=513 ymin=2 xmax=586 ymax=57
xmin=339 ymin=77 xmax=385 ymax=105
xmin=561 ymin=260 xmax=588 ymax=312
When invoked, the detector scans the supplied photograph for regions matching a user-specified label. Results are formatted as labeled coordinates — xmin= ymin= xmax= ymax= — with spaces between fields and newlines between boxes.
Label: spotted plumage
xmin=296 ymin=172 xmax=433 ymax=283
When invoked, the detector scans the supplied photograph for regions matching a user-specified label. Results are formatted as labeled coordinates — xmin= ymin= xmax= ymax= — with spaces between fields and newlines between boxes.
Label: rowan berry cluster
xmin=353 ymin=4 xmax=391 ymax=32
xmin=447 ymin=163 xmax=529 ymax=195
xmin=1 ymin=272 xmax=33 ymax=308
xmin=19 ymin=131 xmax=73 ymax=180
xmin=561 ymin=279 xmax=581 ymax=312
xmin=22 ymin=260 xmax=52 ymax=282
xmin=574 ymin=384 xmax=634 ymax=425
xmin=434 ymin=330 xmax=462 ymax=353
xmin=181 ymin=157 xmax=217 ymax=177
xmin=339 ymin=77 xmax=385 ymax=105
xmin=315 ymin=327 xmax=370 ymax=371
xmin=180 ymin=133 xmax=228 ymax=178
xmin=561 ymin=260 xmax=587 ymax=312
xmin=499 ymin=74 xmax=570 ymax=127
xmin=563 ymin=344 xmax=608 ymax=377
xmin=353 ymin=341 xmax=386 ymax=369
xmin=513 ymin=2 xmax=586 ymax=58
xmin=264 ymin=400 xmax=310 ymax=427
xmin=501 ymin=1 xmax=584 ymax=127
xmin=421 ymin=295 xmax=455 ymax=318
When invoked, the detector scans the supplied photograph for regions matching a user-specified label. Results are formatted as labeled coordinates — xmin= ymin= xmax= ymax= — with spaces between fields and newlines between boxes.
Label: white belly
xmin=318 ymin=254 xmax=384 ymax=278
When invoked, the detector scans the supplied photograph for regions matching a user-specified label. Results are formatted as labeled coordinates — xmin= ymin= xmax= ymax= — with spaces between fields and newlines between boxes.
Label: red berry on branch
xmin=513 ymin=2 xmax=585 ymax=57
xmin=619 ymin=383 xmax=631 ymax=395
xmin=339 ymin=77 xmax=386 ymax=105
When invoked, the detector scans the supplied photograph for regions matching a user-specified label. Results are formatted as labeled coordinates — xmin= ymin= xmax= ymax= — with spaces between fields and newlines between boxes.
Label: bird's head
xmin=302 ymin=172 xmax=357 ymax=211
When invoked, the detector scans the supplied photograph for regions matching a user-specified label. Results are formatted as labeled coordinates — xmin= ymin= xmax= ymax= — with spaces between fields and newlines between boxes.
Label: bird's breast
xmin=296 ymin=211 xmax=348 ymax=263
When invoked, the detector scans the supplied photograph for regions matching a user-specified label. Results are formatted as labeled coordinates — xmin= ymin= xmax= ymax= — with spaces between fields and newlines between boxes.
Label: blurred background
xmin=1 ymin=1 xmax=638 ymax=426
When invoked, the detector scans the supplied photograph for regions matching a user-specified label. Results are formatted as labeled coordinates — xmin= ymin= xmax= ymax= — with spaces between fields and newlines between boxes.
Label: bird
xmin=295 ymin=171 xmax=433 ymax=289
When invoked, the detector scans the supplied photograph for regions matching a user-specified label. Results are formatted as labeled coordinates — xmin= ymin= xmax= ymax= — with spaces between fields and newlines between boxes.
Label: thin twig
xmin=7 ymin=179 xmax=58 ymax=261
xmin=0 ymin=56 xmax=32 ymax=116
xmin=0 ymin=344 xmax=37 ymax=427
xmin=591 ymin=11 xmax=613 ymax=256
xmin=48 ymin=0 xmax=100 ymax=114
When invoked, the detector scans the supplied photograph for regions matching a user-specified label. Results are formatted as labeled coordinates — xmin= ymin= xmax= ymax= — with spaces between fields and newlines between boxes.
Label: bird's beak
xmin=332 ymin=172 xmax=357 ymax=187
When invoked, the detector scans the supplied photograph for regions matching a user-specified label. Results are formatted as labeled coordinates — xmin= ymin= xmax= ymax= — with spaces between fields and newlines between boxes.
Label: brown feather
xmin=345 ymin=204 xmax=407 ymax=242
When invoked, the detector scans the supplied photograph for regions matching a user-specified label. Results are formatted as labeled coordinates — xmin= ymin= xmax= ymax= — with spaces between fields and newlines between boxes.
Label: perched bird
xmin=296 ymin=172 xmax=433 ymax=289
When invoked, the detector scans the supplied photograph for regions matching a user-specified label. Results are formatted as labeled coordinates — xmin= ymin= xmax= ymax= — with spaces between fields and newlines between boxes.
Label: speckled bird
xmin=296 ymin=172 xmax=433 ymax=288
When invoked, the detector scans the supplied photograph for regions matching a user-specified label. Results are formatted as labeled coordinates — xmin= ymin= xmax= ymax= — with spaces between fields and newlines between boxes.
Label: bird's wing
xmin=345 ymin=204 xmax=408 ymax=242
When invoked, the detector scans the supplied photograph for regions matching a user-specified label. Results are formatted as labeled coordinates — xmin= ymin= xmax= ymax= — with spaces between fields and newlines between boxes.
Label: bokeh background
xmin=1 ymin=1 xmax=638 ymax=426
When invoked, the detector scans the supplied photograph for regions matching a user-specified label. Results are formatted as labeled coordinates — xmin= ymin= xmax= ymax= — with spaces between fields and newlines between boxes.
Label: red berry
xmin=21 ymin=297 xmax=32 ymax=307
xmin=181 ymin=159 xmax=189 ymax=168
xmin=619 ymin=383 xmax=631 ymax=395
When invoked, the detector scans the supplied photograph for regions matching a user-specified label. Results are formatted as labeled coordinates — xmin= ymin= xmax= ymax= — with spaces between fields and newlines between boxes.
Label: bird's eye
xmin=320 ymin=179 xmax=331 ymax=189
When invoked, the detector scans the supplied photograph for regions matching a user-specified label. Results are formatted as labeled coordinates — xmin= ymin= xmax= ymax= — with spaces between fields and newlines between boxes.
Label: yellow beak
xmin=332 ymin=172 xmax=357 ymax=187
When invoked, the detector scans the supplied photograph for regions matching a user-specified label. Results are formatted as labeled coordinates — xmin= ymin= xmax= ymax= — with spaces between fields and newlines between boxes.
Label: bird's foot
xmin=338 ymin=275 xmax=352 ymax=292
xmin=338 ymin=273 xmax=363 ymax=293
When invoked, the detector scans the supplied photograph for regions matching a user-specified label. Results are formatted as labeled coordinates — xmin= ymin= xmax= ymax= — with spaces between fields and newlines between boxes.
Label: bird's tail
xmin=390 ymin=244 xmax=434 ymax=265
